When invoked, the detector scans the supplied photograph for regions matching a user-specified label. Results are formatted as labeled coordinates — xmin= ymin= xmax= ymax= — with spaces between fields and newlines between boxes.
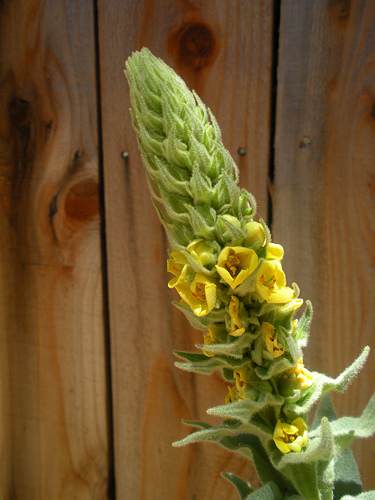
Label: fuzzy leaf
xmin=294 ymin=300 xmax=313 ymax=348
xmin=341 ymin=493 xmax=375 ymax=500
xmin=312 ymin=393 xmax=337 ymax=429
xmin=219 ymin=434 xmax=293 ymax=492
xmin=181 ymin=419 xmax=212 ymax=430
xmin=246 ymin=482 xmax=284 ymax=500
xmin=333 ymin=448 xmax=362 ymax=499
xmin=174 ymin=351 xmax=244 ymax=375
xmin=317 ymin=458 xmax=335 ymax=500
xmin=309 ymin=392 xmax=375 ymax=459
xmin=195 ymin=331 xmax=257 ymax=359
xmin=283 ymin=347 xmax=370 ymax=418
xmin=280 ymin=463 xmax=320 ymax=500
xmin=207 ymin=393 xmax=284 ymax=427
xmin=172 ymin=420 xmax=242 ymax=448
xmin=221 ymin=472 xmax=254 ymax=499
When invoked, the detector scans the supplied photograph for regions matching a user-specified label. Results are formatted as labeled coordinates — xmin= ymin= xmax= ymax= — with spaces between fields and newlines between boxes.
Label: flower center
xmin=284 ymin=432 xmax=298 ymax=443
xmin=260 ymin=273 xmax=277 ymax=289
xmin=192 ymin=283 xmax=206 ymax=301
xmin=226 ymin=255 xmax=241 ymax=276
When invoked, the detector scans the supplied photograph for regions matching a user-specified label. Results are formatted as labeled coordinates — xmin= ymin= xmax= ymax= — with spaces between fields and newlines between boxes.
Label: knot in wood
xmin=9 ymin=98 xmax=32 ymax=130
xmin=173 ymin=22 xmax=216 ymax=72
xmin=328 ymin=0 xmax=351 ymax=24
xmin=64 ymin=180 xmax=99 ymax=224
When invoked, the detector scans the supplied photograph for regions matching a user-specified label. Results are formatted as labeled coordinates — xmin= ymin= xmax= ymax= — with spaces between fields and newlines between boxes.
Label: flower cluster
xmin=167 ymin=223 xmax=312 ymax=449
xmin=125 ymin=48 xmax=375 ymax=500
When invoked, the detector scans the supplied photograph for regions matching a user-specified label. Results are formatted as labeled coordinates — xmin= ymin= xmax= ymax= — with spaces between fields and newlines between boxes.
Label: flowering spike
xmin=124 ymin=48 xmax=375 ymax=499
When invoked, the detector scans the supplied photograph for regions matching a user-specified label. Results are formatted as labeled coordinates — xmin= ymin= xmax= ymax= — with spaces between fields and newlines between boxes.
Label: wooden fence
xmin=1 ymin=0 xmax=374 ymax=498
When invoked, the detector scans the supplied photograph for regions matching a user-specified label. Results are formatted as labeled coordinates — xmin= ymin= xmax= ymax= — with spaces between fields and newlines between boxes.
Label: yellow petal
xmin=266 ymin=243 xmax=284 ymax=261
xmin=273 ymin=419 xmax=285 ymax=439
xmin=274 ymin=438 xmax=292 ymax=454
xmin=229 ymin=327 xmax=245 ymax=337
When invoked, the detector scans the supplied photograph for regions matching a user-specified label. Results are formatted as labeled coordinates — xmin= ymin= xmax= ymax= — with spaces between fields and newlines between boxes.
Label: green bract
xmin=125 ymin=48 xmax=375 ymax=500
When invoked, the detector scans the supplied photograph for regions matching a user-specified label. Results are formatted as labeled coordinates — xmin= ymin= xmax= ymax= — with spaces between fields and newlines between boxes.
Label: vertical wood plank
xmin=99 ymin=0 xmax=274 ymax=497
xmin=0 ymin=1 xmax=109 ymax=497
xmin=274 ymin=0 xmax=375 ymax=490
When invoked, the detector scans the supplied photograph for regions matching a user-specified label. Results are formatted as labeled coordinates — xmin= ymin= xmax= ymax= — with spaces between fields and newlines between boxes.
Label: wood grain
xmin=273 ymin=0 xmax=375 ymax=490
xmin=0 ymin=1 xmax=109 ymax=497
xmin=98 ymin=0 xmax=274 ymax=497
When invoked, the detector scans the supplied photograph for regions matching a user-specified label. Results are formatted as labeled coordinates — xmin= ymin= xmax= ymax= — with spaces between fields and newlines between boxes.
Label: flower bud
xmin=245 ymin=221 xmax=265 ymax=248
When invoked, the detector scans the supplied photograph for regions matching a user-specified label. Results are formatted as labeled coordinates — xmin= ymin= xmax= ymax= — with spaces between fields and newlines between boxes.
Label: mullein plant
xmin=124 ymin=48 xmax=375 ymax=500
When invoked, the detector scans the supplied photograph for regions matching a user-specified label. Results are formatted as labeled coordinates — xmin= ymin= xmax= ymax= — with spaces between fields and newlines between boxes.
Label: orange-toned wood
xmin=98 ymin=1 xmax=273 ymax=497
xmin=273 ymin=0 xmax=375 ymax=491
xmin=0 ymin=1 xmax=109 ymax=497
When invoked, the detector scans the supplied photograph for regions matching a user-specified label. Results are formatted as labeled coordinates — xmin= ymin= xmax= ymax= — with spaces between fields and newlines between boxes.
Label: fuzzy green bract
xmin=124 ymin=47 xmax=375 ymax=499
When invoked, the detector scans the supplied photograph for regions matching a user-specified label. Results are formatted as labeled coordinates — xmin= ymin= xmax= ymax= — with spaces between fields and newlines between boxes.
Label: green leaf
xmin=172 ymin=301 xmax=227 ymax=329
xmin=221 ymin=472 xmax=254 ymax=499
xmin=333 ymin=448 xmax=362 ymax=499
xmin=312 ymin=394 xmax=337 ymax=430
xmin=294 ymin=300 xmax=313 ymax=348
xmin=309 ymin=392 xmax=375 ymax=457
xmin=181 ymin=419 xmax=212 ymax=430
xmin=283 ymin=347 xmax=370 ymax=418
xmin=246 ymin=482 xmax=284 ymax=500
xmin=280 ymin=462 xmax=320 ymax=500
xmin=174 ymin=351 xmax=245 ymax=375
xmin=173 ymin=351 xmax=208 ymax=363
xmin=207 ymin=392 xmax=284 ymax=427
xmin=317 ymin=458 xmax=335 ymax=500
xmin=330 ymin=391 xmax=375 ymax=441
xmin=195 ymin=331 xmax=257 ymax=359
xmin=172 ymin=420 xmax=242 ymax=448
xmin=219 ymin=434 xmax=293 ymax=493
xmin=341 ymin=493 xmax=375 ymax=500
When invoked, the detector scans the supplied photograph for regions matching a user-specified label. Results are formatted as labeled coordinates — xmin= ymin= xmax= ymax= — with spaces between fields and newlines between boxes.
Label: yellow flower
xmin=255 ymin=260 xmax=294 ymax=303
xmin=229 ymin=296 xmax=245 ymax=336
xmin=216 ymin=246 xmax=258 ymax=289
xmin=266 ymin=243 xmax=284 ymax=261
xmin=225 ymin=385 xmax=237 ymax=404
xmin=187 ymin=239 xmax=217 ymax=268
xmin=289 ymin=359 xmax=315 ymax=389
xmin=261 ymin=322 xmax=285 ymax=358
xmin=273 ymin=417 xmax=308 ymax=453
xmin=175 ymin=270 xmax=217 ymax=317
xmin=167 ymin=251 xmax=188 ymax=288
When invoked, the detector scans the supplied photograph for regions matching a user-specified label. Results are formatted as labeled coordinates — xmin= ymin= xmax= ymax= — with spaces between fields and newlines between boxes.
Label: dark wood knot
xmin=172 ymin=22 xmax=216 ymax=72
xmin=328 ymin=0 xmax=351 ymax=24
xmin=64 ymin=179 xmax=99 ymax=224
xmin=9 ymin=98 xmax=32 ymax=130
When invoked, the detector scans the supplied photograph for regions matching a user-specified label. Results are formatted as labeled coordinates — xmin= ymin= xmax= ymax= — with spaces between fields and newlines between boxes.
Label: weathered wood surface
xmin=1 ymin=0 xmax=374 ymax=498
xmin=0 ymin=1 xmax=109 ymax=498
xmin=273 ymin=0 xmax=375 ymax=491
xmin=98 ymin=1 xmax=273 ymax=497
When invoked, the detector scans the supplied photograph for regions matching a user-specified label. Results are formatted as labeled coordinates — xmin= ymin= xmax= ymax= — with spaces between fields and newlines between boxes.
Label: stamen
xmin=226 ymin=255 xmax=241 ymax=276
xmin=260 ymin=274 xmax=277 ymax=289
xmin=192 ymin=283 xmax=206 ymax=301
xmin=284 ymin=433 xmax=297 ymax=443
